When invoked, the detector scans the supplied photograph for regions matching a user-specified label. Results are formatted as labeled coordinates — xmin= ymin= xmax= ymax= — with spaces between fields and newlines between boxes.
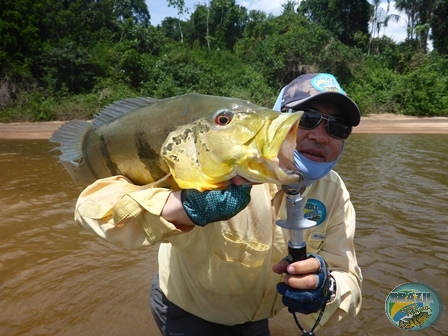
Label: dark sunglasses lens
xmin=299 ymin=111 xmax=322 ymax=129
xmin=328 ymin=121 xmax=352 ymax=139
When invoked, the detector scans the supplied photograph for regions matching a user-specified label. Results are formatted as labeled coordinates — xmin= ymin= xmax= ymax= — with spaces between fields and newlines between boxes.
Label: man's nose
xmin=309 ymin=121 xmax=329 ymax=141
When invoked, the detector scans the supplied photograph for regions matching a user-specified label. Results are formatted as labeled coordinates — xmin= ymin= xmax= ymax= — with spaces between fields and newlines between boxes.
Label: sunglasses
xmin=288 ymin=108 xmax=352 ymax=140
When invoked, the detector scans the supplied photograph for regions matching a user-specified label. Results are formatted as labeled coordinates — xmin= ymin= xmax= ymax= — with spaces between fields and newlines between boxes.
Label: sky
xmin=145 ymin=0 xmax=408 ymax=42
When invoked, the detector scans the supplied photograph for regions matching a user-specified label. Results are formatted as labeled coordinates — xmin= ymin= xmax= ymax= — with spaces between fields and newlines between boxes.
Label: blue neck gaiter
xmin=294 ymin=146 xmax=344 ymax=187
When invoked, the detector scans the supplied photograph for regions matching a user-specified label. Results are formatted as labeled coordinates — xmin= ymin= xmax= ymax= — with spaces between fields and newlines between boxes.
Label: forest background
xmin=1 ymin=0 xmax=448 ymax=122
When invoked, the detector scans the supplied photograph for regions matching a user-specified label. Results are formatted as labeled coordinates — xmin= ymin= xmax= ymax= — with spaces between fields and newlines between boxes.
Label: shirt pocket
xmin=198 ymin=234 xmax=270 ymax=296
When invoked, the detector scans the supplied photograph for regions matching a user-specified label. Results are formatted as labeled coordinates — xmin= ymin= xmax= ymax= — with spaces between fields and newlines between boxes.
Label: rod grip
xmin=289 ymin=244 xmax=307 ymax=262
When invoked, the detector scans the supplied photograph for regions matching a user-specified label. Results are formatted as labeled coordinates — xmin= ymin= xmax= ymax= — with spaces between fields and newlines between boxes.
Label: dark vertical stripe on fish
xmin=135 ymin=131 xmax=166 ymax=180
xmin=82 ymin=129 xmax=100 ymax=180
xmin=100 ymin=134 xmax=119 ymax=175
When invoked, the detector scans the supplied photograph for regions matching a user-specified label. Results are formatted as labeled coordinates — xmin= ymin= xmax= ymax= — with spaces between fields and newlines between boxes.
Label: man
xmin=75 ymin=73 xmax=362 ymax=335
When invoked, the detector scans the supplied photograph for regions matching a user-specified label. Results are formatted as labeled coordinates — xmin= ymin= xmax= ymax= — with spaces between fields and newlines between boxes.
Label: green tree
xmin=395 ymin=0 xmax=437 ymax=52
xmin=235 ymin=10 xmax=359 ymax=88
xmin=0 ymin=0 xmax=49 ymax=67
xmin=160 ymin=17 xmax=184 ymax=42
xmin=2 ymin=0 xmax=448 ymax=122
xmin=189 ymin=3 xmax=212 ymax=48
xmin=242 ymin=10 xmax=270 ymax=40
xmin=115 ymin=0 xmax=150 ymax=24
xmin=369 ymin=0 xmax=400 ymax=55
xmin=430 ymin=0 xmax=448 ymax=54
xmin=34 ymin=0 xmax=151 ymax=93
xmin=166 ymin=0 xmax=188 ymax=42
xmin=0 ymin=0 xmax=152 ymax=97
xmin=210 ymin=0 xmax=248 ymax=50
xmin=187 ymin=0 xmax=248 ymax=50
xmin=141 ymin=44 xmax=276 ymax=105
xmin=298 ymin=0 xmax=371 ymax=49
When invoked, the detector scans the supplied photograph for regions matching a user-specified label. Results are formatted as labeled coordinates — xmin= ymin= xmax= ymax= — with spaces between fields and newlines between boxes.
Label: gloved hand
xmin=276 ymin=254 xmax=332 ymax=315
xmin=181 ymin=184 xmax=252 ymax=226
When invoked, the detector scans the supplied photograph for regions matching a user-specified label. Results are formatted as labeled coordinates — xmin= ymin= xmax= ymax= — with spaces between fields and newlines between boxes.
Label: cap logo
xmin=311 ymin=74 xmax=346 ymax=95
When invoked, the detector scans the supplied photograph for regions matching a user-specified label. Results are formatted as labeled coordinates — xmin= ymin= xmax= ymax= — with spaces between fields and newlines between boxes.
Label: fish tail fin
xmin=49 ymin=120 xmax=92 ymax=183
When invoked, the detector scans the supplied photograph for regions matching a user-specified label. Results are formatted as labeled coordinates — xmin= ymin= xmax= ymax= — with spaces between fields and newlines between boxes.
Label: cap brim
xmin=284 ymin=92 xmax=361 ymax=126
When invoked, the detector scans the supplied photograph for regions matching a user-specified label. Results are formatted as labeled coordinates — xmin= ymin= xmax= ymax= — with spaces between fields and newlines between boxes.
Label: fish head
xmin=161 ymin=96 xmax=302 ymax=191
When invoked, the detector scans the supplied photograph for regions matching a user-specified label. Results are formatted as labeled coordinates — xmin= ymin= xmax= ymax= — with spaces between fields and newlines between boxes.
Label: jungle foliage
xmin=1 ymin=0 xmax=448 ymax=122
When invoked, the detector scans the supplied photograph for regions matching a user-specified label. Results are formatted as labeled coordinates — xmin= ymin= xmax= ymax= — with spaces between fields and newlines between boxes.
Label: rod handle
xmin=289 ymin=243 xmax=307 ymax=262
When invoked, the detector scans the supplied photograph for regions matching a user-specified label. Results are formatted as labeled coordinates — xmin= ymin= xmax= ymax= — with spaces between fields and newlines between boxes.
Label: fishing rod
xmin=277 ymin=175 xmax=323 ymax=336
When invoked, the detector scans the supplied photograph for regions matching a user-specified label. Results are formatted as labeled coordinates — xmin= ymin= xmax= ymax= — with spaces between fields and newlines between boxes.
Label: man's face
xmin=295 ymin=101 xmax=345 ymax=162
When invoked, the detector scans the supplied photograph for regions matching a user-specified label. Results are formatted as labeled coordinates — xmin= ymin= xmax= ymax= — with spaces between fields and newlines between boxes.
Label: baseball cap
xmin=279 ymin=73 xmax=361 ymax=126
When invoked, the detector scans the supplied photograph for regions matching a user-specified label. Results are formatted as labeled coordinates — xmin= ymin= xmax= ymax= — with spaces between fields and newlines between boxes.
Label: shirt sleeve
xmin=74 ymin=175 xmax=184 ymax=249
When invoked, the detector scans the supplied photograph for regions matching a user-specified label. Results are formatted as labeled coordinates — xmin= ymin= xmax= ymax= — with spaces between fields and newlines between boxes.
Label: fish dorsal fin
xmin=93 ymin=97 xmax=159 ymax=128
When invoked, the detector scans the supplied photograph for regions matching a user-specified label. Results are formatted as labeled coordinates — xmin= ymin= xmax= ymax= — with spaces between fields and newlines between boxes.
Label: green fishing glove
xmin=181 ymin=185 xmax=252 ymax=226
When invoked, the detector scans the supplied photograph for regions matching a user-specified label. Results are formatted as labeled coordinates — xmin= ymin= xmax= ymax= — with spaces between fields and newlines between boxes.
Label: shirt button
xmin=146 ymin=200 xmax=153 ymax=206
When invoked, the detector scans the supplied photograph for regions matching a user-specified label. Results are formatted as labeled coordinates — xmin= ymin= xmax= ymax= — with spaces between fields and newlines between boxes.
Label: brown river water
xmin=1 ymin=134 xmax=447 ymax=336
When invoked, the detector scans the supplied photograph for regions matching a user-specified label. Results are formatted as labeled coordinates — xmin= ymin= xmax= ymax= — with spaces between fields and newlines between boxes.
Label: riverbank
xmin=1 ymin=114 xmax=447 ymax=139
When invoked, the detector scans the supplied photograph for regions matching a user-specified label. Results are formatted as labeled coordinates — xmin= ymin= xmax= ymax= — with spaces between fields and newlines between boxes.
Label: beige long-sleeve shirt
xmin=75 ymin=170 xmax=362 ymax=329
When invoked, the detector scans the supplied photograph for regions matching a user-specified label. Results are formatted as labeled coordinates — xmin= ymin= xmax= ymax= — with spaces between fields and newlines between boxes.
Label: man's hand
xmin=181 ymin=184 xmax=252 ymax=226
xmin=273 ymin=254 xmax=331 ymax=315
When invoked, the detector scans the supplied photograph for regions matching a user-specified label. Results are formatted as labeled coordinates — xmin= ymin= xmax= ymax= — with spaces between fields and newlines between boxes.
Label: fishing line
xmin=291 ymin=289 xmax=331 ymax=336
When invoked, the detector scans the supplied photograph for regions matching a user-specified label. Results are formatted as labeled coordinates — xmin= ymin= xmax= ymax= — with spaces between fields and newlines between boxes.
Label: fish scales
xmin=50 ymin=93 xmax=302 ymax=191
xmin=97 ymin=118 xmax=167 ymax=184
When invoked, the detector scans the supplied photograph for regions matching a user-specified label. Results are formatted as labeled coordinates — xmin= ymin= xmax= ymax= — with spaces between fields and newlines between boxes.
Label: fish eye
xmin=214 ymin=110 xmax=234 ymax=126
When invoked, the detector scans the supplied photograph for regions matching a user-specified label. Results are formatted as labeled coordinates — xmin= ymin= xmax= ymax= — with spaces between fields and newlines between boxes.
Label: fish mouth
xmin=276 ymin=118 xmax=300 ymax=181
xmin=234 ymin=113 xmax=302 ymax=186
xmin=237 ymin=111 xmax=303 ymax=186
